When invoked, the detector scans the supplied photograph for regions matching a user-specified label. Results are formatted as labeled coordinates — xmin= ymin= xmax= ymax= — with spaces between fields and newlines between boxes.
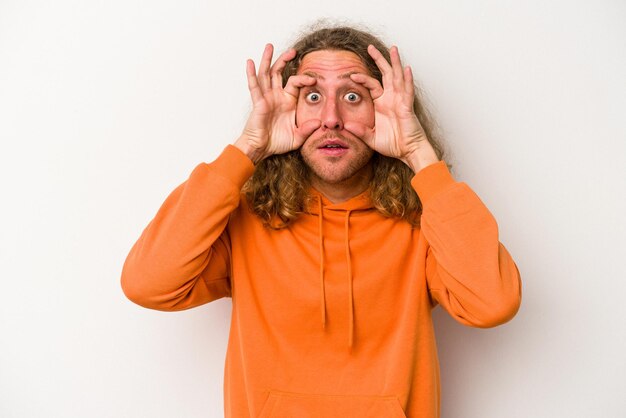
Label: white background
xmin=1 ymin=1 xmax=625 ymax=417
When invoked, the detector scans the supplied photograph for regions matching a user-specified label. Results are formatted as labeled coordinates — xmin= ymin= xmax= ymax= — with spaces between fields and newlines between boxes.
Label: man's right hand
xmin=234 ymin=44 xmax=321 ymax=165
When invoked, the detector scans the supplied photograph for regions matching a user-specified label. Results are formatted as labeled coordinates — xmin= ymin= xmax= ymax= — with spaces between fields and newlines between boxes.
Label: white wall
xmin=1 ymin=1 xmax=624 ymax=417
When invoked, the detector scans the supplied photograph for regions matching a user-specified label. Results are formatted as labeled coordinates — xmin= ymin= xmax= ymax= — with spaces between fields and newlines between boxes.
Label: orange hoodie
xmin=121 ymin=145 xmax=521 ymax=418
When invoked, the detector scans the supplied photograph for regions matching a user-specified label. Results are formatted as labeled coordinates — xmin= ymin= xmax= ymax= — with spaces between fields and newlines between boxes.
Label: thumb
xmin=294 ymin=119 xmax=321 ymax=148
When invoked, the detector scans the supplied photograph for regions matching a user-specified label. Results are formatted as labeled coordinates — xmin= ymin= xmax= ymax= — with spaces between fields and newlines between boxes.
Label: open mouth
xmin=318 ymin=139 xmax=348 ymax=149
xmin=318 ymin=142 xmax=348 ymax=156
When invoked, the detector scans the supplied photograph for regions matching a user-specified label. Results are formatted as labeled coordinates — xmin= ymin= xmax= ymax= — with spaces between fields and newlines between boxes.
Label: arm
xmin=122 ymin=44 xmax=317 ymax=310
xmin=121 ymin=146 xmax=255 ymax=311
xmin=350 ymin=45 xmax=520 ymax=326
xmin=414 ymin=161 xmax=521 ymax=327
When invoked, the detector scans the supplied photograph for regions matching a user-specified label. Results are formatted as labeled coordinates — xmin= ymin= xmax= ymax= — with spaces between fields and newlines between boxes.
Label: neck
xmin=310 ymin=165 xmax=373 ymax=204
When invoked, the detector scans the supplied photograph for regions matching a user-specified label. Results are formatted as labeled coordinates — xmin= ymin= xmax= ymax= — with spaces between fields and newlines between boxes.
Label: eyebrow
xmin=302 ymin=71 xmax=360 ymax=80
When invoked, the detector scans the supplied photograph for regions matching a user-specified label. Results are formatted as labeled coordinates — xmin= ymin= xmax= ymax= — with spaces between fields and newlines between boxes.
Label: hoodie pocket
xmin=258 ymin=391 xmax=407 ymax=418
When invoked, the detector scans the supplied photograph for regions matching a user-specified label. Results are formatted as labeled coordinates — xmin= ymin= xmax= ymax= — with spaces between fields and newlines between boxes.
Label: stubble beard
xmin=300 ymin=141 xmax=374 ymax=185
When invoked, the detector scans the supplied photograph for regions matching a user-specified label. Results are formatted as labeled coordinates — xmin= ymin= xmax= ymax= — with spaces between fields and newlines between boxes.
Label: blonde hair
xmin=243 ymin=24 xmax=446 ymax=229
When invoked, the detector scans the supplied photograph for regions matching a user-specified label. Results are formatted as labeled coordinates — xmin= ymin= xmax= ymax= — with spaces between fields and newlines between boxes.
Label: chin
xmin=312 ymin=171 xmax=354 ymax=185
xmin=300 ymin=145 xmax=374 ymax=185
xmin=305 ymin=160 xmax=373 ymax=185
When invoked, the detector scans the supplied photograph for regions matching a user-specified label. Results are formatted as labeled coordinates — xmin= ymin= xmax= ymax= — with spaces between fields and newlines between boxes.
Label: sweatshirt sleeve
xmin=121 ymin=145 xmax=255 ymax=311
xmin=411 ymin=161 xmax=522 ymax=328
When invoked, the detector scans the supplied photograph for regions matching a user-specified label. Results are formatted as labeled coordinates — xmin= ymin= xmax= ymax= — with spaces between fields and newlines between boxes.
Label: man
xmin=122 ymin=25 xmax=521 ymax=418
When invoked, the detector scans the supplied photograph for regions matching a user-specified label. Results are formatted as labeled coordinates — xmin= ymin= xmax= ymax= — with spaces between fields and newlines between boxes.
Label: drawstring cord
xmin=316 ymin=196 xmax=355 ymax=347
xmin=345 ymin=210 xmax=354 ymax=348
xmin=318 ymin=197 xmax=326 ymax=328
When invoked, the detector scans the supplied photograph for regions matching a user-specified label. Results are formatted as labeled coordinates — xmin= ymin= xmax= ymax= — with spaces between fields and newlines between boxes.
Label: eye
xmin=305 ymin=92 xmax=321 ymax=103
xmin=344 ymin=92 xmax=361 ymax=103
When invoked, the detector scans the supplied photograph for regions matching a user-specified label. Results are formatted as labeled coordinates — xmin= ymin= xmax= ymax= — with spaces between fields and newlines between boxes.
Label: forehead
xmin=296 ymin=50 xmax=370 ymax=78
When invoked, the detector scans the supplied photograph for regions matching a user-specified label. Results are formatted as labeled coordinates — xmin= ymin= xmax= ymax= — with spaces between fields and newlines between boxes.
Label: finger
xmin=389 ymin=46 xmax=404 ymax=90
xmin=283 ymin=74 xmax=316 ymax=97
xmin=246 ymin=59 xmax=263 ymax=103
xmin=294 ymin=119 xmax=321 ymax=148
xmin=270 ymin=48 xmax=297 ymax=90
xmin=344 ymin=121 xmax=375 ymax=148
xmin=257 ymin=43 xmax=274 ymax=92
xmin=404 ymin=66 xmax=415 ymax=101
xmin=350 ymin=73 xmax=384 ymax=100
xmin=367 ymin=44 xmax=393 ymax=86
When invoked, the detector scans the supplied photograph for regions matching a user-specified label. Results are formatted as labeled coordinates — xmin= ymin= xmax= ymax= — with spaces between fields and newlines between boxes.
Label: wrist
xmin=233 ymin=136 xmax=266 ymax=165
xmin=402 ymin=148 xmax=439 ymax=174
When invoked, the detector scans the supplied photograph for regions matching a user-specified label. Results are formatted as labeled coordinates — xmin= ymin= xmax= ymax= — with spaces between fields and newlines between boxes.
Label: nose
xmin=321 ymin=98 xmax=343 ymax=130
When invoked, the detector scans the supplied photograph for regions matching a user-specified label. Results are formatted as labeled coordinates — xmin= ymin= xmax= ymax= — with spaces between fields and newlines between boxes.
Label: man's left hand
xmin=346 ymin=45 xmax=439 ymax=174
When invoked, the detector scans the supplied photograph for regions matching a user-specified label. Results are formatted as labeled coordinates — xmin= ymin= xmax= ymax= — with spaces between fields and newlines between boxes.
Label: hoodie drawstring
xmin=318 ymin=198 xmax=326 ymax=328
xmin=316 ymin=196 xmax=355 ymax=348
xmin=345 ymin=210 xmax=354 ymax=348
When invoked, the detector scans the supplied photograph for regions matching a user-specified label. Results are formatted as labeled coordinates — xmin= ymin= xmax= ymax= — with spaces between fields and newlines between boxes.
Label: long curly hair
xmin=243 ymin=23 xmax=447 ymax=229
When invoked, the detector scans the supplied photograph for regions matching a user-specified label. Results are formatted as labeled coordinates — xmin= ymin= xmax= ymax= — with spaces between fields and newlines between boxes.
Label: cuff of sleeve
xmin=410 ymin=160 xmax=456 ymax=205
xmin=203 ymin=145 xmax=256 ymax=189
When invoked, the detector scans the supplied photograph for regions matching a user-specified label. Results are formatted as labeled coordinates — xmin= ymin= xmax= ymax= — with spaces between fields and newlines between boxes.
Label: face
xmin=296 ymin=50 xmax=375 ymax=186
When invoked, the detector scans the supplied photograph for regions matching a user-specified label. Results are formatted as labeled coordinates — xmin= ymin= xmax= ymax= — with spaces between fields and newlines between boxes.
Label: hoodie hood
xmin=306 ymin=188 xmax=375 ymax=214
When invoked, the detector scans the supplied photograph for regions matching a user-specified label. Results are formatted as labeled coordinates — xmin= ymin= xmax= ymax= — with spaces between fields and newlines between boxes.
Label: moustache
xmin=305 ymin=130 xmax=358 ymax=144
